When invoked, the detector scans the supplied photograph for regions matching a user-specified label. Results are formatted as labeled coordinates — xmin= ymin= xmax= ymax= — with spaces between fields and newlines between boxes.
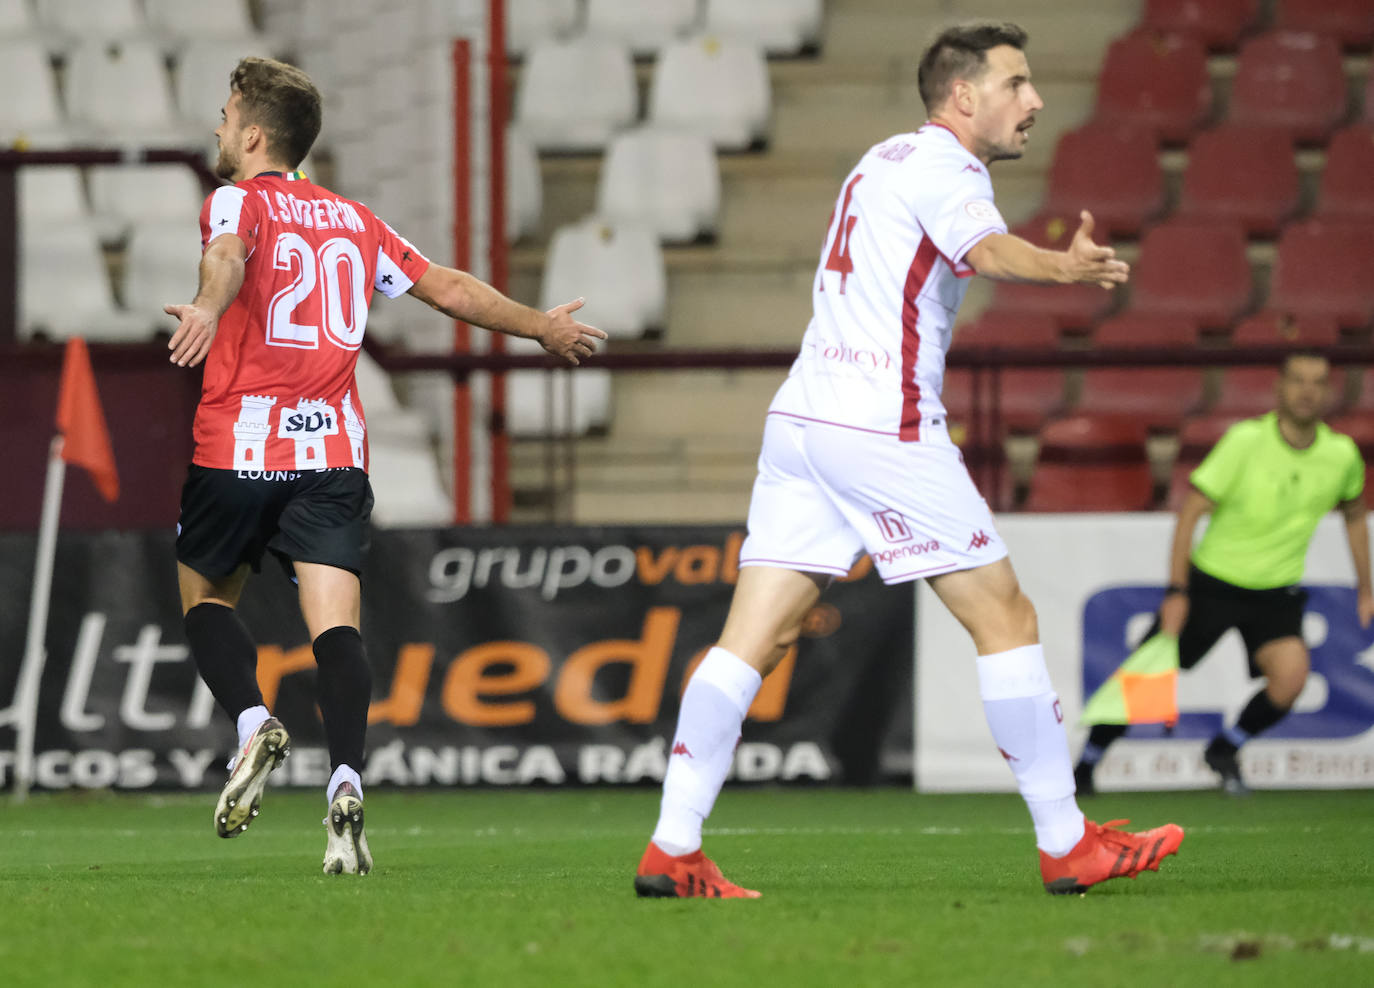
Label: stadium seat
xmin=506 ymin=127 xmax=543 ymax=243
xmin=88 ymin=164 xmax=206 ymax=240
xmin=950 ymin=312 xmax=1061 ymax=351
xmin=352 ymin=349 xmax=402 ymax=415
xmin=514 ymin=37 xmax=637 ymax=152
xmin=505 ymin=334 xmax=613 ymax=437
xmin=65 ymin=39 xmax=194 ymax=145
xmin=35 ymin=0 xmax=145 ymax=44
xmin=1089 ymin=312 xmax=1199 ymax=349
xmin=1025 ymin=414 xmax=1155 ymax=512
xmin=1044 ymin=123 xmax=1165 ymax=238
xmin=702 ymin=0 xmax=824 ymax=56
xmin=1077 ymin=368 xmax=1206 ymax=430
xmin=1094 ymin=30 xmax=1212 ymax=144
xmin=174 ymin=40 xmax=261 ymax=126
xmin=585 ymin=0 xmax=699 ymax=57
xmin=1141 ymin=0 xmax=1260 ymax=49
xmin=18 ymin=166 xmax=90 ymax=227
xmin=1167 ymin=412 xmax=1251 ymax=507
xmin=648 ymin=36 xmax=772 ymax=151
xmin=1316 ymin=125 xmax=1374 ymax=220
xmin=365 ymin=410 xmax=454 ymax=527
xmin=1268 ymin=220 xmax=1374 ymax=328
xmin=983 ymin=280 xmax=1117 ymax=333
xmin=594 ymin=128 xmax=720 ymax=243
xmin=1229 ymin=31 xmax=1347 ymax=144
xmin=943 ymin=367 xmax=1068 ymax=435
xmin=145 ymin=0 xmax=256 ymax=44
xmin=1227 ymin=310 xmax=1341 ymax=347
xmin=507 ymin=0 xmax=580 ymax=57
xmin=1276 ymin=0 xmax=1374 ymax=49
xmin=1123 ymin=220 xmax=1253 ymax=328
xmin=121 ymin=221 xmax=202 ymax=328
xmin=0 ymin=0 xmax=39 ymax=37
xmin=20 ymin=225 xmax=144 ymax=341
xmin=0 ymin=38 xmax=80 ymax=147
xmin=1177 ymin=124 xmax=1301 ymax=237
xmin=539 ymin=219 xmax=666 ymax=339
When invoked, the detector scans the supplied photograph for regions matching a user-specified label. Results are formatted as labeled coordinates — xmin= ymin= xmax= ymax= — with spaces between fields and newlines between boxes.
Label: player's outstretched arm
xmin=408 ymin=264 xmax=607 ymax=365
xmin=1340 ymin=496 xmax=1373 ymax=628
xmin=164 ymin=234 xmax=247 ymax=368
xmin=965 ymin=210 xmax=1129 ymax=290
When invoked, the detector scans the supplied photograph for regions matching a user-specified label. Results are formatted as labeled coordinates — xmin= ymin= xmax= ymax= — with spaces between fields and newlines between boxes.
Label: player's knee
xmin=1268 ymin=658 xmax=1309 ymax=707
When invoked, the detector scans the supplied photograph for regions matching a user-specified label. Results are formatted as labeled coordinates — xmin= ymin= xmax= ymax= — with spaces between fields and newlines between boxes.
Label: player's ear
xmin=952 ymin=79 xmax=975 ymax=117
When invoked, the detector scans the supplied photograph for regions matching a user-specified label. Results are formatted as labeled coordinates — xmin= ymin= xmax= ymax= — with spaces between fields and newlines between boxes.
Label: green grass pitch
xmin=1 ymin=788 xmax=1372 ymax=987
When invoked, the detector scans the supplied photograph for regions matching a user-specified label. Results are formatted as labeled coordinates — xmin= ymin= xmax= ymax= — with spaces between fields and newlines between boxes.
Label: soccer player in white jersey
xmin=634 ymin=22 xmax=1185 ymax=898
xmin=167 ymin=58 xmax=604 ymax=874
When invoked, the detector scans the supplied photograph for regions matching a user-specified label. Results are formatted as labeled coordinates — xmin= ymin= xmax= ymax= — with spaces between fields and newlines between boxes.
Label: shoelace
xmin=1092 ymin=819 xmax=1141 ymax=851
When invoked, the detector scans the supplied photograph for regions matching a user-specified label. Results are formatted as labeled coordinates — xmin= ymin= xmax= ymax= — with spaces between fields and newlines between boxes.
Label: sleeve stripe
xmin=206 ymin=187 xmax=247 ymax=243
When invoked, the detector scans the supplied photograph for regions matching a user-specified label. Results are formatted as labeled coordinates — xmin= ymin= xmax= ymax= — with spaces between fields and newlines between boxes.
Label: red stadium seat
xmin=1126 ymin=220 xmax=1253 ymax=327
xmin=1044 ymin=123 xmax=1165 ymax=237
xmin=1230 ymin=31 xmax=1348 ymax=144
xmin=1228 ymin=310 xmax=1341 ymax=347
xmin=951 ymin=312 xmax=1061 ymax=351
xmin=1090 ymin=312 xmax=1200 ymax=349
xmin=1168 ymin=413 xmax=1252 ymax=507
xmin=1142 ymin=0 xmax=1261 ymax=49
xmin=1077 ymin=368 xmax=1206 ymax=430
xmin=1276 ymin=0 xmax=1374 ymax=49
xmin=983 ymin=281 xmax=1118 ymax=333
xmin=1177 ymin=125 xmax=1301 ymax=237
xmin=944 ymin=368 xmax=1067 ymax=435
xmin=1024 ymin=414 xmax=1155 ymax=512
xmin=1316 ymin=125 xmax=1374 ymax=220
xmin=1012 ymin=209 xmax=1079 ymax=250
xmin=1094 ymin=30 xmax=1213 ymax=144
xmin=1268 ymin=220 xmax=1374 ymax=328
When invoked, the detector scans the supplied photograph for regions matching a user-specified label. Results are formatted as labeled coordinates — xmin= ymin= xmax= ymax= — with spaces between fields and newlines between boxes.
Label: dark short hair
xmin=231 ymin=56 xmax=322 ymax=168
xmin=1282 ymin=349 xmax=1330 ymax=375
xmin=918 ymin=22 xmax=1029 ymax=113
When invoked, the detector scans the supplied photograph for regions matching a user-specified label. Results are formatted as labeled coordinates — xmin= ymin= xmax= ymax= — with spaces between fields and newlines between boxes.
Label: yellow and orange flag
xmin=1080 ymin=634 xmax=1179 ymax=727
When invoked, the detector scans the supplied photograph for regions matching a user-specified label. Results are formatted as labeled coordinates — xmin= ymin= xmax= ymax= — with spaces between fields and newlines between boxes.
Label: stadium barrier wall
xmin=0 ymin=526 xmax=914 ymax=792
xmin=917 ymin=514 xmax=1374 ymax=792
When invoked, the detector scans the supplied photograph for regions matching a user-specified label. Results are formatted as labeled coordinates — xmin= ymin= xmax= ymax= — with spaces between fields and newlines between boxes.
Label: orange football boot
xmin=634 ymin=842 xmax=761 ymax=899
xmin=1040 ymin=818 xmax=1184 ymax=894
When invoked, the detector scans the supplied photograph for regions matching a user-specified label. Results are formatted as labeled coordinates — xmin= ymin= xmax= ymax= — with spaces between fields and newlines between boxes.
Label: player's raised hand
xmin=164 ymin=301 xmax=219 ymax=368
xmin=540 ymin=297 xmax=608 ymax=365
xmin=1066 ymin=210 xmax=1130 ymax=290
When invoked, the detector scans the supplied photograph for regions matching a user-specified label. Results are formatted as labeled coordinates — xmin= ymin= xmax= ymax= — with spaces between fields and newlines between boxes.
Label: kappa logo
xmin=998 ymin=748 xmax=1018 ymax=762
xmin=962 ymin=163 xmax=984 ymax=174
xmin=968 ymin=530 xmax=992 ymax=550
xmin=672 ymin=742 xmax=693 ymax=758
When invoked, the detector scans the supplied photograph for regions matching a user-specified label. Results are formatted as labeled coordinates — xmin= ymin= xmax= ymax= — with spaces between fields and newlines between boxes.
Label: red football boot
xmin=1040 ymin=818 xmax=1184 ymax=894
xmin=634 ymin=842 xmax=761 ymax=899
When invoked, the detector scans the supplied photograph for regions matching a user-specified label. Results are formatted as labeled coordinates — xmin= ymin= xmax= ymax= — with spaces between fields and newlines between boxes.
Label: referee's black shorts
xmin=1139 ymin=564 xmax=1308 ymax=677
xmin=176 ymin=465 xmax=374 ymax=579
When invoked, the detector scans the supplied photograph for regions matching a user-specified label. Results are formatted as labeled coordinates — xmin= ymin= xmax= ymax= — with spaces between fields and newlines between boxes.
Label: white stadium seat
xmin=703 ymin=0 xmax=823 ymax=55
xmin=514 ymin=37 xmax=637 ymax=152
xmin=366 ymin=409 xmax=454 ymax=527
xmin=145 ymin=0 xmax=257 ymax=43
xmin=584 ymin=0 xmax=700 ymax=57
xmin=65 ymin=39 xmax=195 ymax=145
xmin=649 ymin=36 xmax=771 ymax=150
xmin=540 ymin=219 xmax=666 ymax=339
xmin=506 ymin=127 xmax=543 ymax=242
xmin=506 ymin=0 xmax=581 ymax=56
xmin=0 ymin=0 xmax=38 ymax=37
xmin=504 ymin=334 xmax=613 ymax=437
xmin=120 ymin=221 xmax=202 ymax=329
xmin=20 ymin=224 xmax=145 ymax=341
xmin=174 ymin=40 xmax=259 ymax=125
xmin=0 ymin=38 xmax=80 ymax=147
xmin=352 ymin=349 xmax=402 ymax=415
xmin=595 ymin=128 xmax=720 ymax=242
xmin=19 ymin=166 xmax=90 ymax=226
xmin=35 ymin=0 xmax=146 ymax=45
xmin=88 ymin=164 xmax=206 ymax=240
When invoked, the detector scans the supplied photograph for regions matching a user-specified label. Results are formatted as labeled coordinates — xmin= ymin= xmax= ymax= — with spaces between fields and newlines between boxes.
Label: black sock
xmin=184 ymin=602 xmax=263 ymax=723
xmin=1078 ymin=723 xmax=1129 ymax=766
xmin=1213 ymin=689 xmax=1291 ymax=755
xmin=314 ymin=625 xmax=372 ymax=773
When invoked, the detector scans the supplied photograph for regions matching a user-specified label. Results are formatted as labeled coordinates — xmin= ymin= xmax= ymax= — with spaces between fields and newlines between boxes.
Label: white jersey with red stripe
xmin=191 ymin=170 xmax=430 ymax=474
xmin=767 ymin=123 xmax=1006 ymax=441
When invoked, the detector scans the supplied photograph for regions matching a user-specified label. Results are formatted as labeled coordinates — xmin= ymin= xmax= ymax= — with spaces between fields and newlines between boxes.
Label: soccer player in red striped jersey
xmin=167 ymin=57 xmax=604 ymax=874
xmin=635 ymin=23 xmax=1184 ymax=899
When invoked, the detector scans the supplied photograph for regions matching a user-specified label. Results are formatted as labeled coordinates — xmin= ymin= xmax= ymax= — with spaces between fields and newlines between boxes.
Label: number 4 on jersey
xmin=821 ymin=173 xmax=863 ymax=294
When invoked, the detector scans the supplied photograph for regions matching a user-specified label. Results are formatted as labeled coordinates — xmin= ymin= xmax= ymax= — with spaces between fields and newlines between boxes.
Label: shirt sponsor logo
xmin=871 ymin=540 xmax=940 ymax=566
xmin=813 ymin=341 xmax=895 ymax=372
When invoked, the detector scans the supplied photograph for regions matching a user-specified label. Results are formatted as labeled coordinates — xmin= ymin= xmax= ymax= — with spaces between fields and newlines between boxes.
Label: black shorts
xmin=1139 ymin=565 xmax=1307 ymax=677
xmin=176 ymin=465 xmax=374 ymax=579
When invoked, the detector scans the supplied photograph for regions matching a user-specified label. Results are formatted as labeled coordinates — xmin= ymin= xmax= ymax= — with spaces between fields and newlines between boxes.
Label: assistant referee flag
xmin=56 ymin=337 xmax=119 ymax=501
xmin=1080 ymin=633 xmax=1180 ymax=727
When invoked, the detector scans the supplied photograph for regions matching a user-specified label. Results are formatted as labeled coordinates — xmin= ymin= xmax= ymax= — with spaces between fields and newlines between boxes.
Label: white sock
xmin=236 ymin=705 xmax=270 ymax=750
xmin=976 ymin=645 xmax=1085 ymax=857
xmin=327 ymin=764 xmax=363 ymax=805
xmin=651 ymin=647 xmax=762 ymax=856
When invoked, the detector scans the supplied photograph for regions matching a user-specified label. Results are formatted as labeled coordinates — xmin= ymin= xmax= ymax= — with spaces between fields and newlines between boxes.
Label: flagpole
xmin=11 ymin=436 xmax=67 ymax=802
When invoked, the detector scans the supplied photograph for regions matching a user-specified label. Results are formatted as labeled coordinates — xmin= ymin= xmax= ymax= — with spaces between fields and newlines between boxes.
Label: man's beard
xmin=214 ymin=145 xmax=239 ymax=181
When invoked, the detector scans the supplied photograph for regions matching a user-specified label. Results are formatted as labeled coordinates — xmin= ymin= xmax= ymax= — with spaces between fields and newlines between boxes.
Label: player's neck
xmin=925 ymin=115 xmax=987 ymax=164
xmin=1276 ymin=413 xmax=1317 ymax=450
xmin=234 ymin=155 xmax=293 ymax=182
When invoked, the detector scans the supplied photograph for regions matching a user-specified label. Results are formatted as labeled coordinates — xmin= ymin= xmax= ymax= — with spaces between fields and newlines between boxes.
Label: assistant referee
xmin=1076 ymin=352 xmax=1372 ymax=795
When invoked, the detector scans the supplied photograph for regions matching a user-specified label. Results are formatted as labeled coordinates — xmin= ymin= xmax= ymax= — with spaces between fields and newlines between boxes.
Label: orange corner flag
xmin=56 ymin=337 xmax=119 ymax=502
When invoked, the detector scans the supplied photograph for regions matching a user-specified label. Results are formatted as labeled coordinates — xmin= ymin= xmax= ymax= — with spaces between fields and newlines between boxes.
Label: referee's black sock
xmin=1078 ymin=723 xmax=1128 ymax=767
xmin=184 ymin=602 xmax=264 ymax=721
xmin=1213 ymin=688 xmax=1290 ymax=754
xmin=314 ymin=625 xmax=373 ymax=773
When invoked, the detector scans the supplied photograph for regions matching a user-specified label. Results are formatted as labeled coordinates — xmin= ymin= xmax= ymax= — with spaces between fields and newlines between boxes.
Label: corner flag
xmin=1080 ymin=633 xmax=1180 ymax=727
xmin=56 ymin=337 xmax=119 ymax=501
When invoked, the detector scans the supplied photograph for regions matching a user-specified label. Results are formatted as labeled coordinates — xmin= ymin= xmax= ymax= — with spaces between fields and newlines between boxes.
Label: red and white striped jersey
xmin=768 ymin=123 xmax=1006 ymax=441
xmin=191 ymin=171 xmax=430 ymax=473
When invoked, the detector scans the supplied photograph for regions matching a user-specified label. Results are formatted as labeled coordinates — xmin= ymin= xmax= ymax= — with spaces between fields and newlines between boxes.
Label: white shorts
xmin=738 ymin=414 xmax=1008 ymax=584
